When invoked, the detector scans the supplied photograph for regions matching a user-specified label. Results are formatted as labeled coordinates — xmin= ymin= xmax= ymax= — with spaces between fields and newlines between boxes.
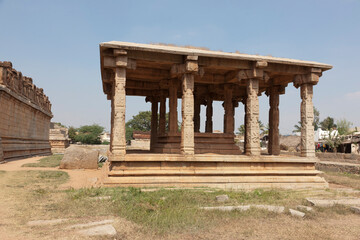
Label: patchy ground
xmin=0 ymin=156 xmax=360 ymax=239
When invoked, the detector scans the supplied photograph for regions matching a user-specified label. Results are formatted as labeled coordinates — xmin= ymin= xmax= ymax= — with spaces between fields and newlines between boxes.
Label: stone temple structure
xmin=100 ymin=41 xmax=332 ymax=189
xmin=49 ymin=122 xmax=70 ymax=154
xmin=0 ymin=61 xmax=52 ymax=161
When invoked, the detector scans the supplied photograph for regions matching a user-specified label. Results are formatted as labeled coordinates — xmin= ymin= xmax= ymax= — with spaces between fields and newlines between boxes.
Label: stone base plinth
xmin=104 ymin=154 xmax=328 ymax=189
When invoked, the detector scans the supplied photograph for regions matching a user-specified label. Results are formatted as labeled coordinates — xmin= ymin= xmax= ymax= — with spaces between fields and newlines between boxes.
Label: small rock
xmin=77 ymin=224 xmax=116 ymax=237
xmin=297 ymin=205 xmax=313 ymax=212
xmin=289 ymin=209 xmax=305 ymax=218
xmin=216 ymin=195 xmax=229 ymax=202
xmin=351 ymin=206 xmax=360 ymax=215
xmin=27 ymin=219 xmax=68 ymax=226
xmin=66 ymin=220 xmax=114 ymax=230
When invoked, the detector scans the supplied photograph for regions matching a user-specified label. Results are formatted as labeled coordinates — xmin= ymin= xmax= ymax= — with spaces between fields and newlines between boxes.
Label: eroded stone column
xmin=150 ymin=99 xmax=158 ymax=152
xmin=169 ymin=79 xmax=178 ymax=135
xmin=300 ymin=84 xmax=315 ymax=157
xmin=110 ymin=66 xmax=127 ymax=157
xmin=268 ymin=86 xmax=280 ymax=155
xmin=245 ymin=79 xmax=260 ymax=156
xmin=159 ymin=94 xmax=166 ymax=135
xmin=224 ymin=85 xmax=234 ymax=134
xmin=205 ymin=96 xmax=213 ymax=133
xmin=181 ymin=73 xmax=195 ymax=155
xmin=243 ymin=98 xmax=247 ymax=154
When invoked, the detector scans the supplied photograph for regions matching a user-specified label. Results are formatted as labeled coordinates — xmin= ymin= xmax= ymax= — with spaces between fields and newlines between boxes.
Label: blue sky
xmin=1 ymin=0 xmax=359 ymax=134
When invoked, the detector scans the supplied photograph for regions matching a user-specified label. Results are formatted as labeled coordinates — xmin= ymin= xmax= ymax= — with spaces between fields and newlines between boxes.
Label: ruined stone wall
xmin=0 ymin=61 xmax=52 ymax=161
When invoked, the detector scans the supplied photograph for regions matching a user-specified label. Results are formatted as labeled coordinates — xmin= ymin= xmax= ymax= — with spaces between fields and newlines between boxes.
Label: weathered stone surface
xmin=66 ymin=220 xmax=114 ymax=230
xmin=27 ymin=219 xmax=68 ymax=226
xmin=350 ymin=206 xmax=360 ymax=215
xmin=306 ymin=198 xmax=360 ymax=207
xmin=200 ymin=205 xmax=284 ymax=213
xmin=60 ymin=145 xmax=99 ymax=169
xmin=77 ymin=224 xmax=116 ymax=237
xmin=181 ymin=72 xmax=195 ymax=156
xmin=215 ymin=195 xmax=229 ymax=202
xmin=91 ymin=196 xmax=111 ymax=200
xmin=254 ymin=205 xmax=285 ymax=213
xmin=201 ymin=205 xmax=251 ymax=212
xmin=289 ymin=208 xmax=305 ymax=218
xmin=0 ymin=61 xmax=52 ymax=160
xmin=245 ymin=78 xmax=260 ymax=156
xmin=297 ymin=205 xmax=313 ymax=212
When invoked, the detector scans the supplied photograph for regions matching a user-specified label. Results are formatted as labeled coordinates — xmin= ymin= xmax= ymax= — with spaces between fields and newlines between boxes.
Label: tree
xmin=237 ymin=121 xmax=268 ymax=135
xmin=320 ymin=117 xmax=337 ymax=130
xmin=68 ymin=126 xmax=77 ymax=142
xmin=313 ymin=107 xmax=320 ymax=130
xmin=293 ymin=121 xmax=302 ymax=133
xmin=75 ymin=124 xmax=104 ymax=144
xmin=336 ymin=118 xmax=352 ymax=135
xmin=125 ymin=111 xmax=179 ymax=141
xmin=237 ymin=124 xmax=245 ymax=135
xmin=292 ymin=107 xmax=319 ymax=133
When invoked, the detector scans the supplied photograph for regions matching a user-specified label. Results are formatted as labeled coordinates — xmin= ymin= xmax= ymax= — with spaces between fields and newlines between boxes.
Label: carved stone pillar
xmin=194 ymin=96 xmax=201 ymax=132
xmin=294 ymin=70 xmax=320 ymax=157
xmin=245 ymin=79 xmax=260 ymax=156
xmin=169 ymin=79 xmax=178 ymax=135
xmin=224 ymin=85 xmax=234 ymax=134
xmin=150 ymin=99 xmax=159 ymax=152
xmin=181 ymin=73 xmax=195 ymax=155
xmin=300 ymin=84 xmax=315 ymax=157
xmin=110 ymin=53 xmax=127 ymax=157
xmin=205 ymin=96 xmax=213 ymax=133
xmin=268 ymin=86 xmax=280 ymax=155
xmin=159 ymin=94 xmax=166 ymax=135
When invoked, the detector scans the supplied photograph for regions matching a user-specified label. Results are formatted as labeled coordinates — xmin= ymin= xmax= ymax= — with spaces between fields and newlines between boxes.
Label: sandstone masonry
xmin=0 ymin=61 xmax=52 ymax=161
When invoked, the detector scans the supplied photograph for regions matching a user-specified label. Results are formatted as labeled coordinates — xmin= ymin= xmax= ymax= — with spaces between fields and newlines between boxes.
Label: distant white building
xmin=100 ymin=132 xmax=111 ymax=143
xmin=314 ymin=128 xmax=338 ymax=142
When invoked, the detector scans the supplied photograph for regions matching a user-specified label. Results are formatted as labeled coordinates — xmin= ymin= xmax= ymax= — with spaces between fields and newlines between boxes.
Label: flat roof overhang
xmin=99 ymin=41 xmax=332 ymax=100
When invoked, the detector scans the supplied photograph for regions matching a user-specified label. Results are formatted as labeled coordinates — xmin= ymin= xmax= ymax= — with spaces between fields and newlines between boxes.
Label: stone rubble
xmin=77 ymin=224 xmax=117 ymax=237
xmin=306 ymin=198 xmax=360 ymax=207
xmin=297 ymin=205 xmax=313 ymax=212
xmin=289 ymin=209 xmax=305 ymax=218
xmin=66 ymin=220 xmax=114 ymax=230
xmin=215 ymin=195 xmax=229 ymax=202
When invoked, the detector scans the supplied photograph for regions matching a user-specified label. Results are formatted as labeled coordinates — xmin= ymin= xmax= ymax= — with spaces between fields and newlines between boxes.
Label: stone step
xmin=104 ymin=175 xmax=329 ymax=189
xmin=108 ymin=169 xmax=321 ymax=176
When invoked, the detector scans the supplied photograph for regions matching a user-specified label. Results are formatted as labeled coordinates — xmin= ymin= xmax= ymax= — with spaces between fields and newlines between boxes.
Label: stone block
xmin=60 ymin=145 xmax=99 ymax=169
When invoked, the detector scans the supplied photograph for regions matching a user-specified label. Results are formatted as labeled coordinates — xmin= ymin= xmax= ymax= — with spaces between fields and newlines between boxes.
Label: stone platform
xmin=105 ymin=153 xmax=328 ymax=189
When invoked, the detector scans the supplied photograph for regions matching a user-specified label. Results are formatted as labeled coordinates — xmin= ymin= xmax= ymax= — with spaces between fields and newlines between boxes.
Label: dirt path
xmin=0 ymin=156 xmax=105 ymax=189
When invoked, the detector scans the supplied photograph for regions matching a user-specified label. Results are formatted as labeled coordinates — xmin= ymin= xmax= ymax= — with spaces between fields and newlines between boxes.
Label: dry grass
xmin=322 ymin=171 xmax=360 ymax=190
xmin=0 ymin=170 xmax=360 ymax=239
xmin=22 ymin=155 xmax=63 ymax=168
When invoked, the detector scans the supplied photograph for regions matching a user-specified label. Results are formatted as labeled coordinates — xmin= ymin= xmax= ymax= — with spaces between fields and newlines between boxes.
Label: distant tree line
xmin=68 ymin=124 xmax=104 ymax=144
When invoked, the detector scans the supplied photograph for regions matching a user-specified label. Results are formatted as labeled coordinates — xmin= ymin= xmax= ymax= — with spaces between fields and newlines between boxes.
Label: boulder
xmin=60 ymin=145 xmax=99 ymax=169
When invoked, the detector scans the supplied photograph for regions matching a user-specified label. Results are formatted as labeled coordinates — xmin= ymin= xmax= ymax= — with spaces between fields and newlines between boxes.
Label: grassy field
xmin=0 ymin=169 xmax=360 ymax=239
xmin=21 ymin=155 xmax=63 ymax=168
xmin=321 ymin=171 xmax=360 ymax=190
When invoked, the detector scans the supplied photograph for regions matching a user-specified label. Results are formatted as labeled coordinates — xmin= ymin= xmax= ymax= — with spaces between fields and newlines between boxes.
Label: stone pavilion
xmin=100 ymin=41 xmax=332 ymax=189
